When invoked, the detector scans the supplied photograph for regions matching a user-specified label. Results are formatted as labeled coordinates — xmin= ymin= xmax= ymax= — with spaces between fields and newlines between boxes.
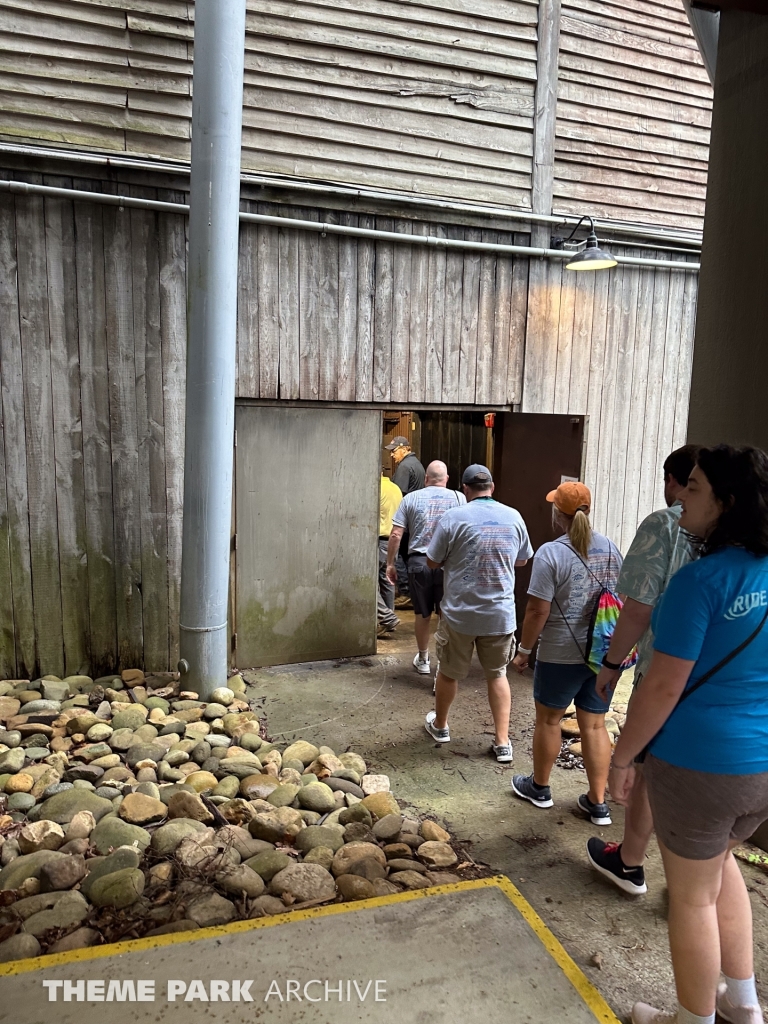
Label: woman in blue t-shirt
xmin=610 ymin=446 xmax=768 ymax=1024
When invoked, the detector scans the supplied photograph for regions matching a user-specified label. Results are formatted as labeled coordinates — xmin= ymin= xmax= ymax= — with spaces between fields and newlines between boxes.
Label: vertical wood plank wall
xmin=0 ymin=183 xmax=696 ymax=678
xmin=235 ymin=201 xmax=529 ymax=407
xmin=522 ymin=246 xmax=698 ymax=551
xmin=0 ymin=178 xmax=188 ymax=680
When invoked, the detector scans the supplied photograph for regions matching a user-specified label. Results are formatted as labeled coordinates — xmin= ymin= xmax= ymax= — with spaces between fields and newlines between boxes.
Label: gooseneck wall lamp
xmin=551 ymin=215 xmax=617 ymax=271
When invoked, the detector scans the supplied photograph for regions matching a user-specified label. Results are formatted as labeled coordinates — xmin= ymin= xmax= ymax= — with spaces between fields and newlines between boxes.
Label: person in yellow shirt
xmin=379 ymin=475 xmax=402 ymax=636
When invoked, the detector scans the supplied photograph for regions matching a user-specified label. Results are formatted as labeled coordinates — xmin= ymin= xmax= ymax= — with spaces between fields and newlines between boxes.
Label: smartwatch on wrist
xmin=601 ymin=654 xmax=622 ymax=671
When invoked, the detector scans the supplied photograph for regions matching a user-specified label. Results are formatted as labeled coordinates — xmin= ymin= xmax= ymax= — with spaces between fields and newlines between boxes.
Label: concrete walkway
xmin=238 ymin=615 xmax=768 ymax=1020
xmin=0 ymin=879 xmax=619 ymax=1024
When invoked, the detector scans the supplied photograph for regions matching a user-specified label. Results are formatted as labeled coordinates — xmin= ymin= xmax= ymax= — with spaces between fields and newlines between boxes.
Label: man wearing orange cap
xmin=511 ymin=480 xmax=622 ymax=825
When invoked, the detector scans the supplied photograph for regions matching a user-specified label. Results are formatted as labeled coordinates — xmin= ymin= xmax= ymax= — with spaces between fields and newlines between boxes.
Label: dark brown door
xmin=493 ymin=413 xmax=586 ymax=631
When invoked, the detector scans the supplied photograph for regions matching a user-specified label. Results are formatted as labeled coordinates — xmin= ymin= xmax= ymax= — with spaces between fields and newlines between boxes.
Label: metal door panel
xmin=234 ymin=406 xmax=380 ymax=667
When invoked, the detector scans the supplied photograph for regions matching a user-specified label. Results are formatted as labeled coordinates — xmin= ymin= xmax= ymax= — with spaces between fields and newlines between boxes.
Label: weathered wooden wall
xmin=235 ymin=201 xmax=530 ymax=407
xmin=0 ymin=0 xmax=710 ymax=223
xmin=0 ymin=175 xmax=187 ymax=680
xmin=0 ymin=171 xmax=696 ymax=677
xmin=554 ymin=0 xmax=711 ymax=231
xmin=0 ymin=0 xmax=537 ymax=206
xmin=523 ymin=247 xmax=699 ymax=551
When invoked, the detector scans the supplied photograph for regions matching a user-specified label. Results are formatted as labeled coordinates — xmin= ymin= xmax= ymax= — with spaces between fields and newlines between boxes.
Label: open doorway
xmin=233 ymin=403 xmax=586 ymax=669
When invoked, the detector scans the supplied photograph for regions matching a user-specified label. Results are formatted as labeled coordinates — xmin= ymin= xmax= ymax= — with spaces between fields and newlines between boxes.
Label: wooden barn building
xmin=0 ymin=0 xmax=709 ymax=677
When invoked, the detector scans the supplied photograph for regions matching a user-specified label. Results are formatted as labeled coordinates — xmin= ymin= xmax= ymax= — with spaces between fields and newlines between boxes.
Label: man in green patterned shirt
xmin=586 ymin=444 xmax=700 ymax=895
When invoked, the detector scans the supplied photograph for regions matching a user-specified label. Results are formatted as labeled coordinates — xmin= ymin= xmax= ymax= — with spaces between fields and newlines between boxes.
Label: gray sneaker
xmin=492 ymin=740 xmax=513 ymax=764
xmin=425 ymin=711 xmax=450 ymax=743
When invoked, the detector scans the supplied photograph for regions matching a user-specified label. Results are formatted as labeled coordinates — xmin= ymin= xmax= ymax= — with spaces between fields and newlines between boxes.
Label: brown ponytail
xmin=568 ymin=508 xmax=592 ymax=560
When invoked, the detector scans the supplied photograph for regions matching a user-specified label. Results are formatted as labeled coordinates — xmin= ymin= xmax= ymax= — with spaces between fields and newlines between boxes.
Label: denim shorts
xmin=533 ymin=660 xmax=610 ymax=714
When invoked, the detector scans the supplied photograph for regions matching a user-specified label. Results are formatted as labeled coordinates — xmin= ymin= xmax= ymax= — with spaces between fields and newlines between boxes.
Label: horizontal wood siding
xmin=0 ymin=0 xmax=537 ymax=205
xmin=522 ymin=245 xmax=698 ymax=550
xmin=555 ymin=0 xmax=712 ymax=231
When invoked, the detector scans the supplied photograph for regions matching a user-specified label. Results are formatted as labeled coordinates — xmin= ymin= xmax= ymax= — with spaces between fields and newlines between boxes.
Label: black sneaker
xmin=578 ymin=793 xmax=612 ymax=826
xmin=586 ymin=838 xmax=647 ymax=895
xmin=511 ymin=773 xmax=553 ymax=808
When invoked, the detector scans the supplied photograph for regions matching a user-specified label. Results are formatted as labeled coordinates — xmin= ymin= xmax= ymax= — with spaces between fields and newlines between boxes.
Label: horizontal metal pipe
xmin=239 ymin=211 xmax=700 ymax=270
xmin=0 ymin=179 xmax=700 ymax=271
xmin=0 ymin=140 xmax=703 ymax=250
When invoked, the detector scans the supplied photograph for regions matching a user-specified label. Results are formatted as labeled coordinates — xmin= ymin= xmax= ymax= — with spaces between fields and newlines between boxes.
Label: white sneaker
xmin=631 ymin=1003 xmax=676 ymax=1024
xmin=717 ymin=983 xmax=765 ymax=1024
xmin=413 ymin=652 xmax=431 ymax=675
xmin=425 ymin=710 xmax=450 ymax=743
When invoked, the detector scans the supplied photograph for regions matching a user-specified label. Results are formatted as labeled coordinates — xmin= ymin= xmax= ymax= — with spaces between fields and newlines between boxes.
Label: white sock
xmin=725 ymin=975 xmax=759 ymax=1007
xmin=677 ymin=1005 xmax=715 ymax=1024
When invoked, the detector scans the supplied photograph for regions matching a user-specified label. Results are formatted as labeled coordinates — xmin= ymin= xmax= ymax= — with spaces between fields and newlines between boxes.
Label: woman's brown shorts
xmin=645 ymin=753 xmax=768 ymax=860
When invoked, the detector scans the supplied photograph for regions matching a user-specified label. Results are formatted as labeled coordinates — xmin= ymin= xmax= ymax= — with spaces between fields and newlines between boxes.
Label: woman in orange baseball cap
xmin=511 ymin=480 xmax=624 ymax=826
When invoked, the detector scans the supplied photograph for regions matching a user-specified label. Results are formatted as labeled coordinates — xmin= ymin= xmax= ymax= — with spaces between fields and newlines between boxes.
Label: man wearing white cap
xmin=424 ymin=464 xmax=533 ymax=763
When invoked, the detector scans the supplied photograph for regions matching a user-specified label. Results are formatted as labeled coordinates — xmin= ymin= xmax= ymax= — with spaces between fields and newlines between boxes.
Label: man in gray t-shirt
xmin=423 ymin=464 xmax=533 ymax=764
xmin=386 ymin=461 xmax=465 ymax=677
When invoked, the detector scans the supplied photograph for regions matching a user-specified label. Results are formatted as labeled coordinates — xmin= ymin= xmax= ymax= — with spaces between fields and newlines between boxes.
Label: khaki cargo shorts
xmin=435 ymin=618 xmax=515 ymax=682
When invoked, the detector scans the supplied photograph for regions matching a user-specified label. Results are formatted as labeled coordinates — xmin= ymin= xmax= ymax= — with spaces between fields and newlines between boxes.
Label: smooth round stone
xmin=159 ymin=722 xmax=186 ymax=737
xmin=207 ymin=734 xmax=231 ymax=748
xmin=144 ymin=697 xmax=170 ymax=714
xmin=132 ymin=724 xmax=159 ymax=743
xmin=210 ymin=688 xmax=235 ymax=707
xmin=135 ymin=781 xmax=161 ymax=800
xmin=202 ymin=703 xmax=227 ymax=720
xmin=19 ymin=700 xmax=60 ymax=714
xmin=0 ymin=731 xmax=21 ymax=749
xmin=86 ymin=724 xmax=113 ymax=742
xmin=239 ymin=733 xmax=263 ymax=753
xmin=22 ymin=747 xmax=50 ymax=762
xmin=42 ymin=782 xmax=73 ymax=800
xmin=227 ymin=675 xmax=246 ymax=694
xmin=163 ymin=749 xmax=189 ymax=767
xmin=191 ymin=742 xmax=211 ymax=764
xmin=108 ymin=728 xmax=135 ymax=752
xmin=8 ymin=792 xmax=36 ymax=811
xmin=94 ymin=787 xmax=122 ymax=800
xmin=71 ymin=780 xmax=95 ymax=791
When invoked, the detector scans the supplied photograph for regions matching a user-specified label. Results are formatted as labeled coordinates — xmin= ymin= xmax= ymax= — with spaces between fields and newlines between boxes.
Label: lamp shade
xmin=565 ymin=232 xmax=617 ymax=271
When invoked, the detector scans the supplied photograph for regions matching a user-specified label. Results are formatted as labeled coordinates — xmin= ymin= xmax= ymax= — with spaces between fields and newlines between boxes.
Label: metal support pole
xmin=179 ymin=0 xmax=246 ymax=698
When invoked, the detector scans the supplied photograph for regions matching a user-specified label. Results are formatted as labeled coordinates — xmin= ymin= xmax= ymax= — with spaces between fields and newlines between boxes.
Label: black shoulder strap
xmin=552 ymin=594 xmax=587 ymax=662
xmin=565 ymin=540 xmax=612 ymax=591
xmin=677 ymin=601 xmax=768 ymax=705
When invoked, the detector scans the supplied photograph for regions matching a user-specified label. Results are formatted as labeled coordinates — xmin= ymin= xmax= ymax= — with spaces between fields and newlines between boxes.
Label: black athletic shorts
xmin=407 ymin=555 xmax=443 ymax=617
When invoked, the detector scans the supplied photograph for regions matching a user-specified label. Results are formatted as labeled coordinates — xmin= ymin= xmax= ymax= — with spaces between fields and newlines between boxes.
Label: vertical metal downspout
xmin=179 ymin=0 xmax=247 ymax=698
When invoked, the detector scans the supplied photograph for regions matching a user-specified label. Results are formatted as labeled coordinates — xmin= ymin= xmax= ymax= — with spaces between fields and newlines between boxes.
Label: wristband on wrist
xmin=601 ymin=654 xmax=623 ymax=671
xmin=517 ymin=645 xmax=533 ymax=656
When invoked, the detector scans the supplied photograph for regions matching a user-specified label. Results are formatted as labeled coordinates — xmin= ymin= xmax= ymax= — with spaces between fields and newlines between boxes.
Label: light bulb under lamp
xmin=565 ymin=232 xmax=617 ymax=271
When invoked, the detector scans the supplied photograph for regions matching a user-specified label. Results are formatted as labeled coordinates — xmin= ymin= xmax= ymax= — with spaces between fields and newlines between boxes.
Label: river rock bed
xmin=0 ymin=670 xmax=477 ymax=963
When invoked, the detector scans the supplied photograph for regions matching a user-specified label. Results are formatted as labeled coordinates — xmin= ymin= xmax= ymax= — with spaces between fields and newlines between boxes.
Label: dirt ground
xmin=241 ymin=612 xmax=768 ymax=1021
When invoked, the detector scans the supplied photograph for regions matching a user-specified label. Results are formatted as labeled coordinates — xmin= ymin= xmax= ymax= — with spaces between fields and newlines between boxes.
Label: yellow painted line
xmin=496 ymin=876 xmax=621 ymax=1024
xmin=0 ymin=874 xmax=621 ymax=1024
